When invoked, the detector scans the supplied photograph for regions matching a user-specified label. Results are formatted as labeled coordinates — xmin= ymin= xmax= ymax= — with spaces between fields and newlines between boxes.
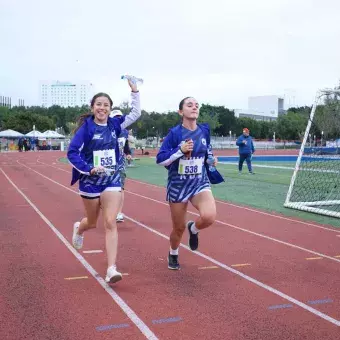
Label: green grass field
xmin=60 ymin=157 xmax=340 ymax=228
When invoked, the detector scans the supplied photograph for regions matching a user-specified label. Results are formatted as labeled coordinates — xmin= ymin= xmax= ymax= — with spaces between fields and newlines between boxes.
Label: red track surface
xmin=1 ymin=151 xmax=340 ymax=340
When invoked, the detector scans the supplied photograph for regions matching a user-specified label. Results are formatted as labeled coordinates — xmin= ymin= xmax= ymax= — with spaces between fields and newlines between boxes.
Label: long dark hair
xmin=74 ymin=92 xmax=113 ymax=133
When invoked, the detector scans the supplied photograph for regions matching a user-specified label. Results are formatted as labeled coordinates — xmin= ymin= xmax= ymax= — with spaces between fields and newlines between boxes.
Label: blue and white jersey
xmin=67 ymin=92 xmax=141 ymax=186
xmin=79 ymin=123 xmax=118 ymax=186
xmin=117 ymin=129 xmax=129 ymax=172
xmin=167 ymin=126 xmax=208 ymax=182
xmin=157 ymin=125 xmax=210 ymax=202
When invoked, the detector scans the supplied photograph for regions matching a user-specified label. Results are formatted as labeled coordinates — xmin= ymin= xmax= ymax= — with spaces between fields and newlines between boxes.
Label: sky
xmin=1 ymin=0 xmax=340 ymax=112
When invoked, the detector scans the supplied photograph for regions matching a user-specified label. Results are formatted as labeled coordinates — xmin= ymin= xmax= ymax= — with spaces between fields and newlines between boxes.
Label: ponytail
xmin=74 ymin=112 xmax=93 ymax=133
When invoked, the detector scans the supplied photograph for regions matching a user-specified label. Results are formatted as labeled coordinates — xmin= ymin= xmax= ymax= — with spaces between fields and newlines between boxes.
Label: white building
xmin=40 ymin=81 xmax=93 ymax=107
xmin=235 ymin=95 xmax=285 ymax=121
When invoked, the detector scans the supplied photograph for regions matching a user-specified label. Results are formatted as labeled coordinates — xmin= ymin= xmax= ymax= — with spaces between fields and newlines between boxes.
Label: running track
xmin=1 ymin=151 xmax=339 ymax=340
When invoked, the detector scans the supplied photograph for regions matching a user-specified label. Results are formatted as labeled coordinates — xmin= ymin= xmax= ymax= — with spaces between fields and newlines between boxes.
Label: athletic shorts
xmin=166 ymin=179 xmax=211 ymax=203
xmin=79 ymin=180 xmax=121 ymax=199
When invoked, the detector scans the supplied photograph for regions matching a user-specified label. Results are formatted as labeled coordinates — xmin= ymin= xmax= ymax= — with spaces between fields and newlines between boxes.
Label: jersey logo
xmin=201 ymin=138 xmax=206 ymax=145
xmin=92 ymin=134 xmax=102 ymax=140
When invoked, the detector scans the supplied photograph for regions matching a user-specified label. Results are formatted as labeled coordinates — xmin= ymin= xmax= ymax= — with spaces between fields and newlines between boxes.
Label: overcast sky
xmin=1 ymin=0 xmax=340 ymax=112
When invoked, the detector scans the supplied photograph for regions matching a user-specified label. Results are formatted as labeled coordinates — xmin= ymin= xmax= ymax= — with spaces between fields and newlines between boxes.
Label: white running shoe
xmin=105 ymin=265 xmax=122 ymax=284
xmin=116 ymin=213 xmax=124 ymax=222
xmin=72 ymin=222 xmax=84 ymax=249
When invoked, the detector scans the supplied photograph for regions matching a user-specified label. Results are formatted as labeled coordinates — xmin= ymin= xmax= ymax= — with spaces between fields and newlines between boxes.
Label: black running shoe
xmin=187 ymin=221 xmax=199 ymax=251
xmin=168 ymin=252 xmax=180 ymax=270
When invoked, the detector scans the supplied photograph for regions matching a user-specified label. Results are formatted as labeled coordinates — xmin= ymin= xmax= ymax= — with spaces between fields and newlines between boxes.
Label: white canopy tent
xmin=0 ymin=129 xmax=24 ymax=137
xmin=25 ymin=130 xmax=43 ymax=138
xmin=41 ymin=130 xmax=65 ymax=138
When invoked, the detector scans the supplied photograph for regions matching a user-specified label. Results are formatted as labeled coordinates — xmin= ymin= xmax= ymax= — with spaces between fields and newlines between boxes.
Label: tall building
xmin=40 ymin=81 xmax=93 ymax=107
xmin=0 ymin=96 xmax=12 ymax=108
xmin=235 ymin=95 xmax=285 ymax=121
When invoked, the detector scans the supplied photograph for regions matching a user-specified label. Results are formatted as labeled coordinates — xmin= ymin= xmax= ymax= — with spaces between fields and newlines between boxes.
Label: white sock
xmin=190 ymin=222 xmax=199 ymax=234
xmin=170 ymin=247 xmax=179 ymax=255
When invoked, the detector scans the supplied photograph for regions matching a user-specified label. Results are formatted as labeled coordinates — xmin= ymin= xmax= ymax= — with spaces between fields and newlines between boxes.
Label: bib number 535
xmin=101 ymin=156 xmax=113 ymax=166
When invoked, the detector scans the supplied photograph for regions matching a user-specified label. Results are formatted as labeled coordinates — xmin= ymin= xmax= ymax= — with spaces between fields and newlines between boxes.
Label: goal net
xmin=284 ymin=88 xmax=340 ymax=218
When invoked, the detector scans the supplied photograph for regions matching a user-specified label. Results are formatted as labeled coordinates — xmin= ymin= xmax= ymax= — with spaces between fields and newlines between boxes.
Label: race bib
xmin=93 ymin=149 xmax=116 ymax=172
xmin=178 ymin=158 xmax=203 ymax=175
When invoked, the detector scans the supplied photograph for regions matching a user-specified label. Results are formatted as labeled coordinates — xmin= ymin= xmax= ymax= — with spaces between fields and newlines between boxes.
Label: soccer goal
xmin=284 ymin=88 xmax=340 ymax=218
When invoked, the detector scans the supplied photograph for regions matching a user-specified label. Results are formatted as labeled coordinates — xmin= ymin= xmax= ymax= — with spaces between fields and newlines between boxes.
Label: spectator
xmin=236 ymin=128 xmax=255 ymax=174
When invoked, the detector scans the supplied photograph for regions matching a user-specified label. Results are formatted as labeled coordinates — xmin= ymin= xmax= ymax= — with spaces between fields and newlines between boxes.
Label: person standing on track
xmin=109 ymin=109 xmax=132 ymax=223
xmin=127 ymin=130 xmax=136 ymax=167
xmin=156 ymin=97 xmax=224 ymax=270
xmin=67 ymin=80 xmax=141 ymax=284
xmin=236 ymin=128 xmax=255 ymax=174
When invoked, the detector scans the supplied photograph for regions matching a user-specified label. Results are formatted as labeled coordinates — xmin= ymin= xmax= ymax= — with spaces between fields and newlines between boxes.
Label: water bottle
xmin=121 ymin=75 xmax=144 ymax=85
xmin=207 ymin=155 xmax=216 ymax=172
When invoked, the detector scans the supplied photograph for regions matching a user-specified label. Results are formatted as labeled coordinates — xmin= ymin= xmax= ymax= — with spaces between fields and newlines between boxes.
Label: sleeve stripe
xmin=121 ymin=92 xmax=141 ymax=129
xmin=158 ymin=149 xmax=184 ymax=166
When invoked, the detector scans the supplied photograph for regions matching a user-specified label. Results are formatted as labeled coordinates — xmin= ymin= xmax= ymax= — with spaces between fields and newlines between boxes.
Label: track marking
xmin=231 ymin=263 xmax=251 ymax=268
xmin=64 ymin=276 xmax=89 ymax=280
xmin=0 ymin=167 xmax=159 ymax=340
xmin=306 ymin=257 xmax=323 ymax=261
xmin=152 ymin=317 xmax=182 ymax=325
xmin=124 ymin=190 xmax=340 ymax=265
xmin=11 ymin=162 xmax=340 ymax=326
xmin=124 ymin=215 xmax=340 ymax=326
xmin=96 ymin=323 xmax=130 ymax=331
xmin=36 ymin=160 xmax=340 ymax=234
xmin=268 ymin=304 xmax=294 ymax=310
xmin=126 ymin=178 xmax=340 ymax=234
xmin=308 ymin=299 xmax=333 ymax=305
xmin=16 ymin=160 xmax=340 ymax=265
xmin=16 ymin=161 xmax=340 ymax=267
xmin=83 ymin=250 xmax=103 ymax=254
xmin=198 ymin=266 xmax=219 ymax=270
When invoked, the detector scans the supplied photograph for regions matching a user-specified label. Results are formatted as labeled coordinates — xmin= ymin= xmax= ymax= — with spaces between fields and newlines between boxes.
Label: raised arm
xmin=120 ymin=91 xmax=141 ymax=129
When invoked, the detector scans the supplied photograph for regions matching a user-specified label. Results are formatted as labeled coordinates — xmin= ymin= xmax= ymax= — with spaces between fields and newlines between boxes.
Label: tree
xmin=198 ymin=104 xmax=221 ymax=133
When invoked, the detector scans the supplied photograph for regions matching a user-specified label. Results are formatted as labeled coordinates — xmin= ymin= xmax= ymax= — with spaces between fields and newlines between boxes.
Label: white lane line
xmin=124 ymin=215 xmax=340 ymax=327
xmin=124 ymin=190 xmax=340 ymax=265
xmin=0 ymin=168 xmax=159 ymax=340
xmin=126 ymin=178 xmax=340 ymax=234
xmin=37 ymin=158 xmax=340 ymax=235
xmin=18 ymin=160 xmax=340 ymax=264
xmin=11 ymin=163 xmax=340 ymax=326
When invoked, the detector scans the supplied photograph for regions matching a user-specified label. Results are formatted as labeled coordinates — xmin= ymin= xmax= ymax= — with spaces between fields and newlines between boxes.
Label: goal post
xmin=284 ymin=88 xmax=340 ymax=218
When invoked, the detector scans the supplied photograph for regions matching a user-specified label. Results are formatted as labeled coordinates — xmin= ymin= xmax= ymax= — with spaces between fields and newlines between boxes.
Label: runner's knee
xmin=103 ymin=216 xmax=117 ymax=231
xmin=201 ymin=210 xmax=216 ymax=226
